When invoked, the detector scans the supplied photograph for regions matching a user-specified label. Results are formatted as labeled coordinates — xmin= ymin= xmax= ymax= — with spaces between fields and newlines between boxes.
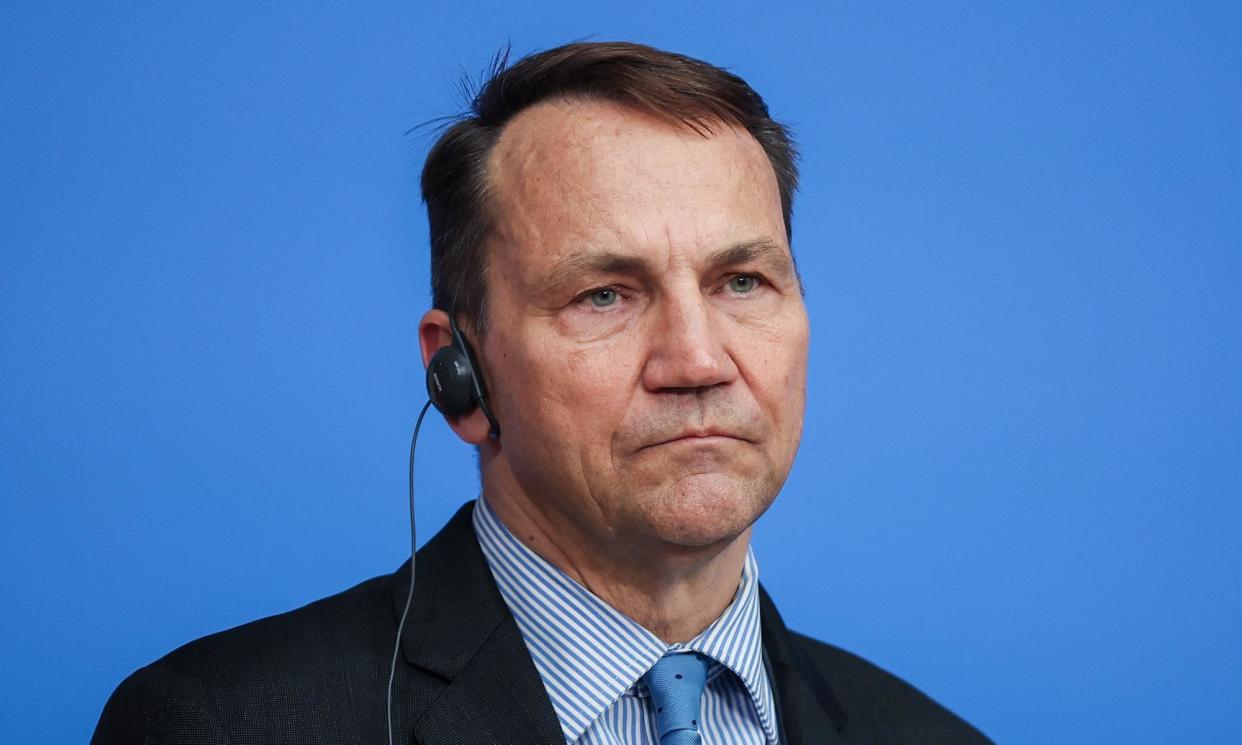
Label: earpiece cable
xmin=387 ymin=399 xmax=433 ymax=745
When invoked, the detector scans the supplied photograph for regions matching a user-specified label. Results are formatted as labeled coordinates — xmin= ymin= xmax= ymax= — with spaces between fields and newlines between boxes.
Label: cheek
xmin=784 ymin=342 xmax=809 ymax=404
xmin=561 ymin=345 xmax=638 ymax=426
xmin=504 ymin=340 xmax=636 ymax=445
xmin=749 ymin=317 xmax=808 ymax=431
xmin=781 ymin=334 xmax=810 ymax=454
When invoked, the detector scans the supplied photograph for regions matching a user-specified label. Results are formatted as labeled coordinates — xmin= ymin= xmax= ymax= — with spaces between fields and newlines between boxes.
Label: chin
xmin=641 ymin=472 xmax=777 ymax=548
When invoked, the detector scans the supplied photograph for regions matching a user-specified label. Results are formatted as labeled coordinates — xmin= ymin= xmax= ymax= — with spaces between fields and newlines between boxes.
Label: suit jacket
xmin=93 ymin=501 xmax=991 ymax=744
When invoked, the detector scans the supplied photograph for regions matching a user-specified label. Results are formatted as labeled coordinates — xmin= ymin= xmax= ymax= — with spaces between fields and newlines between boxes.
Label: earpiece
xmin=425 ymin=315 xmax=501 ymax=437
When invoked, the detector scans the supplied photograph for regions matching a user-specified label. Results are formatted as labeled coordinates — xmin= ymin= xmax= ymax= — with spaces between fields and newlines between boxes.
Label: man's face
xmin=479 ymin=98 xmax=808 ymax=557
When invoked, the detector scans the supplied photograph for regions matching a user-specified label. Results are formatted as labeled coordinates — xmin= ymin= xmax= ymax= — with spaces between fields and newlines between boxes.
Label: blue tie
xmin=643 ymin=652 xmax=710 ymax=745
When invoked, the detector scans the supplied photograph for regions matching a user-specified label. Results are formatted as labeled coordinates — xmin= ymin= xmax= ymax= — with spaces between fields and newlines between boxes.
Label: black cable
xmin=387 ymin=399 xmax=432 ymax=745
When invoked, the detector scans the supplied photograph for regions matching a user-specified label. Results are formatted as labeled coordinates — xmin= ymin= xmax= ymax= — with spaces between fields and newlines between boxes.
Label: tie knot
xmin=643 ymin=652 xmax=711 ymax=744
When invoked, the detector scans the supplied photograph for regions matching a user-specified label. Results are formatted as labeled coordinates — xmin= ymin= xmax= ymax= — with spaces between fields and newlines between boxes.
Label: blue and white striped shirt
xmin=472 ymin=495 xmax=780 ymax=745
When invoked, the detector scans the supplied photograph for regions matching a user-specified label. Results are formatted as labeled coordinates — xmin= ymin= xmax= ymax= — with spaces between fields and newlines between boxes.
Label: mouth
xmin=640 ymin=430 xmax=752 ymax=450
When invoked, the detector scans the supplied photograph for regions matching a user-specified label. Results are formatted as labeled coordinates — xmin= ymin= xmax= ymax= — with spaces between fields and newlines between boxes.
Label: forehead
xmin=485 ymin=98 xmax=785 ymax=269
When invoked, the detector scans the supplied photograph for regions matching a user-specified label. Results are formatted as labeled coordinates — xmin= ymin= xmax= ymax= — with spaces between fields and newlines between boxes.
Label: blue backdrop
xmin=2 ymin=2 xmax=1239 ymax=742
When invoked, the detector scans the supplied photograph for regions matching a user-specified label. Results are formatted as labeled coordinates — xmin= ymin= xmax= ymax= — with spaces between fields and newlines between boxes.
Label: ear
xmin=418 ymin=309 xmax=494 ymax=446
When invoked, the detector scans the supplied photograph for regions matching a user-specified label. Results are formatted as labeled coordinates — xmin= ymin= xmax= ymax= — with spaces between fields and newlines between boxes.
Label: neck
xmin=480 ymin=478 xmax=750 ymax=644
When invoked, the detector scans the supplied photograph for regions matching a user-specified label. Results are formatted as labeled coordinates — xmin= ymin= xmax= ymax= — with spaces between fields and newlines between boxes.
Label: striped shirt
xmin=472 ymin=495 xmax=780 ymax=745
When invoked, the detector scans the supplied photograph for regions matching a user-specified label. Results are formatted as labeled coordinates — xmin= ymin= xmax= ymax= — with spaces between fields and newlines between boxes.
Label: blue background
xmin=2 ymin=2 xmax=1239 ymax=742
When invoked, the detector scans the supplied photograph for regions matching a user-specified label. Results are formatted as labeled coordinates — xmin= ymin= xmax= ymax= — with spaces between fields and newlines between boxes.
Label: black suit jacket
xmin=93 ymin=501 xmax=991 ymax=744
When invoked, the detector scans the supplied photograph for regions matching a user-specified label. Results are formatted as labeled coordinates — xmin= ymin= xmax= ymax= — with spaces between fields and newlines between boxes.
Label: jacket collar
xmin=758 ymin=586 xmax=851 ymax=742
xmin=390 ymin=501 xmax=564 ymax=745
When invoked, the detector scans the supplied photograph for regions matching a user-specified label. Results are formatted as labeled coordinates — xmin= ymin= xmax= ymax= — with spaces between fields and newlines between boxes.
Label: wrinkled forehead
xmin=485 ymin=98 xmax=785 ymax=262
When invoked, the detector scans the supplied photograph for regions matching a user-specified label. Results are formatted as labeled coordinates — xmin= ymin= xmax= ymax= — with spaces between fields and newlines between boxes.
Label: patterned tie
xmin=643 ymin=652 xmax=711 ymax=745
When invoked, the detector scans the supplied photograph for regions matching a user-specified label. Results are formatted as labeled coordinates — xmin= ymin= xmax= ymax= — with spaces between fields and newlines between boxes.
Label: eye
xmin=586 ymin=287 xmax=619 ymax=307
xmin=726 ymin=274 xmax=760 ymax=294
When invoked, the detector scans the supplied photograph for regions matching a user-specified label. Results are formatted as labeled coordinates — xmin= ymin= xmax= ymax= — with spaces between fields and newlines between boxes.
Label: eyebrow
xmin=704 ymin=238 xmax=792 ymax=274
xmin=539 ymin=237 xmax=795 ymax=292
xmin=546 ymin=251 xmax=650 ymax=281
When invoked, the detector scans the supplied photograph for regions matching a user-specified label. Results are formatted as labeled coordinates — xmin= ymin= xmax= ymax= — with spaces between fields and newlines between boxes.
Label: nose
xmin=640 ymin=288 xmax=739 ymax=392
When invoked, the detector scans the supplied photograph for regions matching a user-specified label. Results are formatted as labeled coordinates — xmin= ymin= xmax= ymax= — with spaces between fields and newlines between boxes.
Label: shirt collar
xmin=472 ymin=495 xmax=779 ymax=743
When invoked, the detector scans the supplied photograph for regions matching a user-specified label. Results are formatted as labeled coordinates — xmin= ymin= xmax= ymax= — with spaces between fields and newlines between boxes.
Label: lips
xmin=640 ymin=428 xmax=752 ymax=450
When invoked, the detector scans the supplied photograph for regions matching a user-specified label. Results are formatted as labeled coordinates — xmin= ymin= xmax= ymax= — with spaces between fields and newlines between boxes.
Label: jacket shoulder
xmin=92 ymin=573 xmax=396 ymax=745
xmin=786 ymin=630 xmax=993 ymax=744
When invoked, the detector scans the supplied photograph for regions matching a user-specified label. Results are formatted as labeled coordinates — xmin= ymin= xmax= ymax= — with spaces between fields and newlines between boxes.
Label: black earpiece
xmin=425 ymin=315 xmax=500 ymax=437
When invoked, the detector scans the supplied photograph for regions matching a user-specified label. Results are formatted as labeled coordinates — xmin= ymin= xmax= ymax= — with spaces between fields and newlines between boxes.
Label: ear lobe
xmin=449 ymin=407 xmax=496 ymax=446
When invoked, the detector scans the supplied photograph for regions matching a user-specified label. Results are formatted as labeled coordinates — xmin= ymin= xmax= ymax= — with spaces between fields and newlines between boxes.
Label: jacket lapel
xmin=759 ymin=586 xmax=850 ymax=745
xmin=391 ymin=502 xmax=564 ymax=745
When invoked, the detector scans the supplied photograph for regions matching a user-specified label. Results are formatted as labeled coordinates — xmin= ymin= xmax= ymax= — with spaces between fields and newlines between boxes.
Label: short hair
xmin=420 ymin=41 xmax=799 ymax=334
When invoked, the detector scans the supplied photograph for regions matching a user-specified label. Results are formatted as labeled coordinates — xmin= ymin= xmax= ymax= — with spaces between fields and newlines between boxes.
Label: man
xmin=93 ymin=41 xmax=990 ymax=744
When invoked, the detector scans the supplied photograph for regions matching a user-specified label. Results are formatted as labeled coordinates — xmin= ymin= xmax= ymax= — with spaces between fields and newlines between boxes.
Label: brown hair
xmin=420 ymin=41 xmax=799 ymax=333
